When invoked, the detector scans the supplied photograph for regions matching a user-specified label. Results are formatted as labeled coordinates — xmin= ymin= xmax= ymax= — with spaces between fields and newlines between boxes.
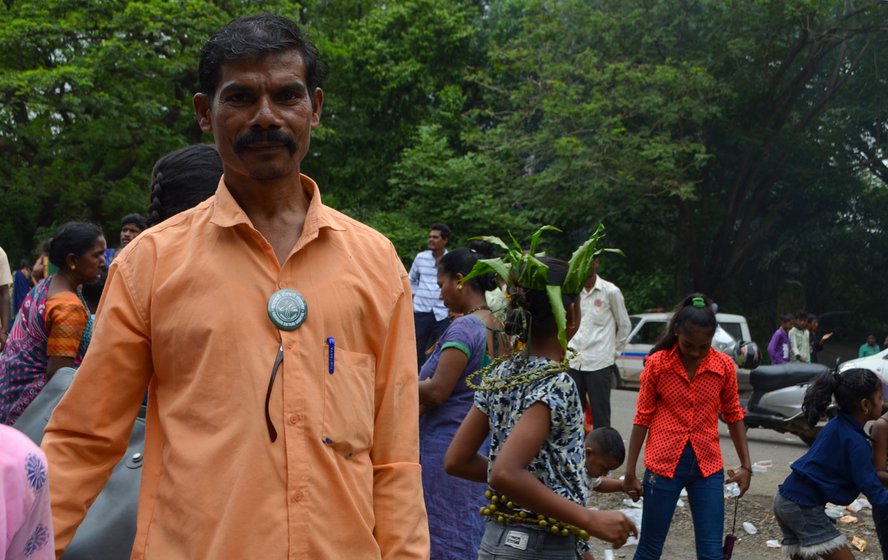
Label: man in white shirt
xmin=408 ymin=223 xmax=451 ymax=371
xmin=568 ymin=256 xmax=631 ymax=428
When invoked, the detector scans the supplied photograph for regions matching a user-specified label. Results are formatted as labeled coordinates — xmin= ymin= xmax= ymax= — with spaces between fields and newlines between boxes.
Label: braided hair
xmin=802 ymin=368 xmax=880 ymax=427
xmin=147 ymin=144 xmax=223 ymax=227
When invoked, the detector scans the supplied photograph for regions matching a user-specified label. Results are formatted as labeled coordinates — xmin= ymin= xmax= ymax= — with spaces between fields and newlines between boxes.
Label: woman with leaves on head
xmin=445 ymin=226 xmax=637 ymax=559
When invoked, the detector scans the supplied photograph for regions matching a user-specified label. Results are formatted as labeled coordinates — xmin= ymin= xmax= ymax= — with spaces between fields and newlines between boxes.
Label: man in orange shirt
xmin=42 ymin=14 xmax=429 ymax=559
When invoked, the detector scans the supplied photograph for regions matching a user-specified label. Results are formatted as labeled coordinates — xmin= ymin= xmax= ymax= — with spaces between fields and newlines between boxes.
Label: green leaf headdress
xmin=462 ymin=224 xmax=622 ymax=350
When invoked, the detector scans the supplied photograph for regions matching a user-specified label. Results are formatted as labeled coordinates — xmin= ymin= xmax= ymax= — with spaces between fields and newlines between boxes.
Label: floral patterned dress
xmin=0 ymin=424 xmax=54 ymax=559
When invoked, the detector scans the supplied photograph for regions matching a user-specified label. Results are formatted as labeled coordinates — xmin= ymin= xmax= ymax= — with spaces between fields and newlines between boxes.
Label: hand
xmin=583 ymin=510 xmax=638 ymax=549
xmin=622 ymin=473 xmax=642 ymax=502
xmin=726 ymin=467 xmax=752 ymax=497
xmin=822 ymin=332 xmax=834 ymax=342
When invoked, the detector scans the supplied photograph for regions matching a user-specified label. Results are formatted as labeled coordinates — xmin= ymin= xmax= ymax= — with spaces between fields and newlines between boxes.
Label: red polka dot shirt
xmin=633 ymin=345 xmax=745 ymax=478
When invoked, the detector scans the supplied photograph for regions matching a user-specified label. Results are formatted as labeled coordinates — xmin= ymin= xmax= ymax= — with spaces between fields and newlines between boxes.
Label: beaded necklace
xmin=481 ymin=489 xmax=590 ymax=541
xmin=465 ymin=348 xmax=575 ymax=392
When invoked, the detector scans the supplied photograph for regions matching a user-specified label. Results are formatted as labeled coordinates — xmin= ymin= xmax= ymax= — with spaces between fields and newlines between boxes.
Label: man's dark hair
xmin=780 ymin=313 xmax=793 ymax=323
xmin=585 ymin=427 xmax=626 ymax=464
xmin=429 ymin=223 xmax=451 ymax=241
xmin=198 ymin=13 xmax=328 ymax=104
xmin=120 ymin=213 xmax=147 ymax=232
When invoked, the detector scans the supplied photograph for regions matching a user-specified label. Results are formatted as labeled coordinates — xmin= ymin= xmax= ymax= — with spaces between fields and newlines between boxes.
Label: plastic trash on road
xmin=847 ymin=497 xmax=872 ymax=512
xmin=824 ymin=503 xmax=845 ymax=519
xmin=766 ymin=540 xmax=781 ymax=548
xmin=742 ymin=522 xmax=757 ymax=535
xmin=618 ymin=508 xmax=642 ymax=547
xmin=851 ymin=536 xmax=867 ymax=552
xmin=752 ymin=459 xmax=772 ymax=473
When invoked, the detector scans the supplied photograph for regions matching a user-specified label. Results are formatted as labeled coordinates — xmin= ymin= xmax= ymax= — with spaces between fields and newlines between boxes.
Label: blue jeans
xmin=634 ymin=443 xmax=724 ymax=560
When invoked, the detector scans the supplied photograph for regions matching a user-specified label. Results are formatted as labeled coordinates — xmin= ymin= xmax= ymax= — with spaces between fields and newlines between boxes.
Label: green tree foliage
xmin=0 ymin=0 xmax=884 ymax=345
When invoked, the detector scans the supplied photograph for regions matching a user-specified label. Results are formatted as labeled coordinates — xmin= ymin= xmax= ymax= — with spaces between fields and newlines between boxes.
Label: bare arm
xmin=593 ymin=477 xmax=625 ymax=494
xmin=418 ymin=347 xmax=469 ymax=409
xmin=872 ymin=418 xmax=888 ymax=487
xmin=622 ymin=424 xmax=647 ymax=500
xmin=725 ymin=421 xmax=752 ymax=496
xmin=0 ymin=285 xmax=10 ymax=346
xmin=491 ymin=402 xmax=636 ymax=547
xmin=46 ymin=356 xmax=77 ymax=380
xmin=444 ymin=406 xmax=490 ymax=483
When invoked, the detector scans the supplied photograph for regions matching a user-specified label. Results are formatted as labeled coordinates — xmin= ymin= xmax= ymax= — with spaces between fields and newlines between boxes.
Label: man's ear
xmin=310 ymin=88 xmax=324 ymax=128
xmin=193 ymin=93 xmax=213 ymax=133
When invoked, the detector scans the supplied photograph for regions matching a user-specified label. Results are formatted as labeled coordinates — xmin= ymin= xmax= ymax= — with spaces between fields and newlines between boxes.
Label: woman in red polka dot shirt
xmin=622 ymin=294 xmax=752 ymax=559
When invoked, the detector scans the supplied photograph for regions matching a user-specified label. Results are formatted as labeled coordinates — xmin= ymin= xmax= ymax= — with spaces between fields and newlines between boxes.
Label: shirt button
xmin=286 ymin=341 xmax=295 ymax=350
xmin=278 ymin=281 xmax=287 ymax=289
xmin=288 ymin=414 xmax=299 ymax=425
xmin=291 ymin=491 xmax=304 ymax=503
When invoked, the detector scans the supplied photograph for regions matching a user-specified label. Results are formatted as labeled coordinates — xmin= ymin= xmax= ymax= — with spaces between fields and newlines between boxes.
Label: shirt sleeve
xmin=370 ymin=269 xmax=430 ymax=559
xmin=849 ymin=436 xmax=888 ymax=507
xmin=407 ymin=257 xmax=420 ymax=291
xmin=525 ymin=373 xmax=576 ymax=429
xmin=45 ymin=297 xmax=88 ymax=358
xmin=611 ymin=286 xmax=631 ymax=354
xmin=41 ymin=260 xmax=153 ymax=555
xmin=0 ymin=247 xmax=12 ymax=285
xmin=634 ymin=353 xmax=661 ymax=427
xmin=718 ymin=357 xmax=745 ymax=424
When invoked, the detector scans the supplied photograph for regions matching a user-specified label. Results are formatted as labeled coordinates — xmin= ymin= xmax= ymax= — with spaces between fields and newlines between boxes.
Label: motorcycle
xmin=741 ymin=362 xmax=829 ymax=445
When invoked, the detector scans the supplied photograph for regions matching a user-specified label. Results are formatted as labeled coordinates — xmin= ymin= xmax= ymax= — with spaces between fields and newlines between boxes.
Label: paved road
xmin=609 ymin=388 xmax=807 ymax=497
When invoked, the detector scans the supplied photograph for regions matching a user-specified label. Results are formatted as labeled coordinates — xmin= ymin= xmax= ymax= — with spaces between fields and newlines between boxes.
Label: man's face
xmin=119 ymin=223 xmax=143 ymax=248
xmin=427 ymin=229 xmax=447 ymax=251
xmin=193 ymin=50 xmax=323 ymax=185
xmin=868 ymin=335 xmax=877 ymax=346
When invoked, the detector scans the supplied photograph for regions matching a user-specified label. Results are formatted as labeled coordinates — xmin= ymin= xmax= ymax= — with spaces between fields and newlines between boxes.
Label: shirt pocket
xmin=322 ymin=348 xmax=375 ymax=458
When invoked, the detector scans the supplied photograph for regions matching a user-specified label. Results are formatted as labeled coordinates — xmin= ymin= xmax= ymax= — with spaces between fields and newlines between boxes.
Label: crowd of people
xmin=0 ymin=12 xmax=886 ymax=560
xmin=767 ymin=310 xmax=885 ymax=366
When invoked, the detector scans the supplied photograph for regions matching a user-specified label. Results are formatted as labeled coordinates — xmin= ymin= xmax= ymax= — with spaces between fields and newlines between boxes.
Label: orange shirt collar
xmin=665 ymin=344 xmax=725 ymax=377
xmin=209 ymin=173 xmax=347 ymax=234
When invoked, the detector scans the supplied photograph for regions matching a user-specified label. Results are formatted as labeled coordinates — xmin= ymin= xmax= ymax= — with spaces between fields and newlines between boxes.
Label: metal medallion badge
xmin=267 ymin=289 xmax=308 ymax=331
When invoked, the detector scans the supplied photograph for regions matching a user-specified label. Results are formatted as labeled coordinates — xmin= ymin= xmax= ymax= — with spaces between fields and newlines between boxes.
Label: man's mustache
xmin=233 ymin=130 xmax=298 ymax=154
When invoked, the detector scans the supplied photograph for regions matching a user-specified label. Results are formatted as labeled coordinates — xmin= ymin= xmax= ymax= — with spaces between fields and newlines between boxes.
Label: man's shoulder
xmin=596 ymin=276 xmax=622 ymax=293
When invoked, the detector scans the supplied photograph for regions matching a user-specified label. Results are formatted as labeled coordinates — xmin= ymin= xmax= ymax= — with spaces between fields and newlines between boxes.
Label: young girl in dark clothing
xmin=775 ymin=368 xmax=888 ymax=559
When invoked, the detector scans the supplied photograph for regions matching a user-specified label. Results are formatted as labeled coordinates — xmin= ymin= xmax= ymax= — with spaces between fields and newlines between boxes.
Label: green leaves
xmin=464 ymin=224 xmax=619 ymax=350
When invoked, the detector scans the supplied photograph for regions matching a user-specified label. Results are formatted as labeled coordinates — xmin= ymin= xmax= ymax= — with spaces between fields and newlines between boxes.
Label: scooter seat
xmin=749 ymin=363 xmax=829 ymax=393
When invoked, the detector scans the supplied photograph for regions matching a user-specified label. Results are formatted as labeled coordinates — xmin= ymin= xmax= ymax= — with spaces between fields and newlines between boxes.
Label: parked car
xmin=838 ymin=347 xmax=888 ymax=383
xmin=614 ymin=312 xmax=753 ymax=389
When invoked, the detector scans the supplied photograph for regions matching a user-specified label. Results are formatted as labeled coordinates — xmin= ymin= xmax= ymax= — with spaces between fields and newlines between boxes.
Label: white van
xmin=613 ymin=312 xmax=752 ymax=388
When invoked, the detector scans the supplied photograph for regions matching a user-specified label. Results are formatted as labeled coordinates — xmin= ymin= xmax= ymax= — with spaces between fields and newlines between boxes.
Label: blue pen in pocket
xmin=326 ymin=337 xmax=335 ymax=374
